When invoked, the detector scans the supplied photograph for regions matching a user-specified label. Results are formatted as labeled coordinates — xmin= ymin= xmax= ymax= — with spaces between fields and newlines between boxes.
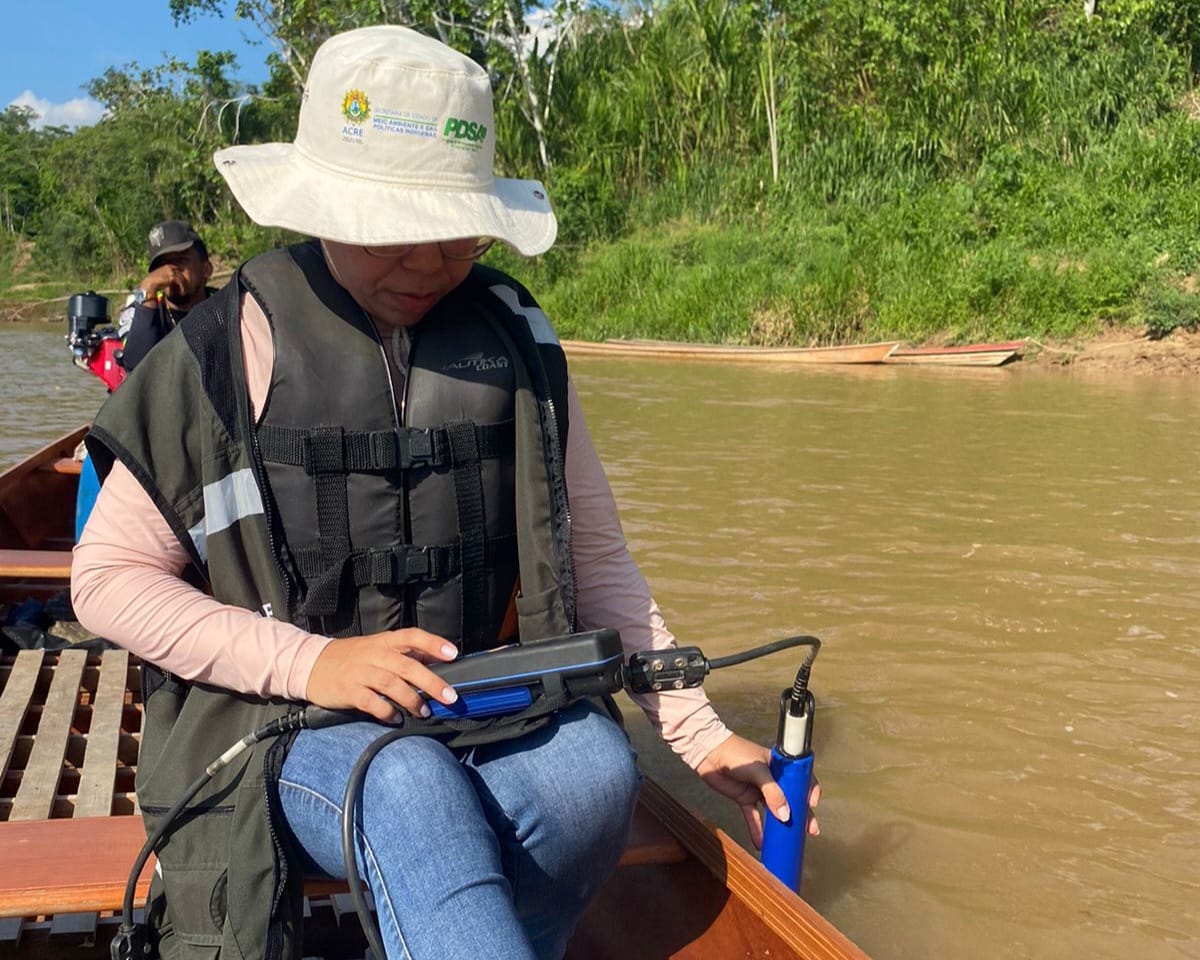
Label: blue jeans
xmin=277 ymin=701 xmax=641 ymax=960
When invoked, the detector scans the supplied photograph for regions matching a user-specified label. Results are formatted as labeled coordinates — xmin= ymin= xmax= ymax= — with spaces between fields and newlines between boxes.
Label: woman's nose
xmin=398 ymin=243 xmax=446 ymax=272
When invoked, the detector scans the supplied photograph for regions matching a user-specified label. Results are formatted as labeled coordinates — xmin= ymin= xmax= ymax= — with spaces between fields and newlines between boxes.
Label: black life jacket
xmin=241 ymin=241 xmax=573 ymax=652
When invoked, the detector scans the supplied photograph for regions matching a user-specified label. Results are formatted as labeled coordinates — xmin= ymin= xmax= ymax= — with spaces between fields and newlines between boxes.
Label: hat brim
xmin=149 ymin=240 xmax=198 ymax=268
xmin=214 ymin=144 xmax=557 ymax=257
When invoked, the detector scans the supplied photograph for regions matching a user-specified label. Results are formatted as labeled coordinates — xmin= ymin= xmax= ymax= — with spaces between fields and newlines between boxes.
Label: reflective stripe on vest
xmin=187 ymin=468 xmax=266 ymax=563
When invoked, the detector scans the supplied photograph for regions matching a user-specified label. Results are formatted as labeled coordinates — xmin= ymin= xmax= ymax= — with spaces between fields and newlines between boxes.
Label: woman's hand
xmin=695 ymin=733 xmax=821 ymax=849
xmin=305 ymin=628 xmax=460 ymax=722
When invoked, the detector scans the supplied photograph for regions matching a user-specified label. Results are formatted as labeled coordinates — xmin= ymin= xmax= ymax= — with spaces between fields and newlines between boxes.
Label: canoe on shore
xmin=0 ymin=428 xmax=871 ymax=960
xmin=883 ymin=340 xmax=1025 ymax=367
xmin=561 ymin=338 xmax=900 ymax=364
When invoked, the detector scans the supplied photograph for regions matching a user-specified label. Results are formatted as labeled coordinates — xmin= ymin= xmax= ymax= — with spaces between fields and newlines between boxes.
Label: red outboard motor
xmin=67 ymin=291 xmax=126 ymax=392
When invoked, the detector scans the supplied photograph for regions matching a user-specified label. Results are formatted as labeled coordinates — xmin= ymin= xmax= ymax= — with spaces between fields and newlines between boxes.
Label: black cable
xmin=789 ymin=647 xmax=819 ymax=706
xmin=707 ymin=634 xmax=820 ymax=672
xmin=339 ymin=728 xmax=411 ymax=960
xmin=117 ymin=714 xmax=305 ymax=937
xmin=118 ymin=767 xmax=210 ymax=933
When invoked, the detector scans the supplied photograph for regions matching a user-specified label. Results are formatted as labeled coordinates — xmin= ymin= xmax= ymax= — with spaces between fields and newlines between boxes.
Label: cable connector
xmin=111 ymin=923 xmax=153 ymax=960
xmin=776 ymin=688 xmax=814 ymax=758
xmin=625 ymin=647 xmax=708 ymax=693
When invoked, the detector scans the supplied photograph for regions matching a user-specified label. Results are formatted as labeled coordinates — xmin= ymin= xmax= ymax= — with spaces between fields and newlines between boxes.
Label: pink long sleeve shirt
xmin=72 ymin=292 xmax=730 ymax=770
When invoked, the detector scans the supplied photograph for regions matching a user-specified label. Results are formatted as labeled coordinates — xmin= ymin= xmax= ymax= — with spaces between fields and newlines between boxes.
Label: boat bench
xmin=0 ymin=549 xmax=74 ymax=582
xmin=0 ymin=648 xmax=686 ymax=957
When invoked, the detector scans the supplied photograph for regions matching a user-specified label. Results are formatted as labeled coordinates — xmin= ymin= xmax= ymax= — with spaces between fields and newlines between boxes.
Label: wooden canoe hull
xmin=566 ymin=778 xmax=870 ymax=960
xmin=562 ymin=338 xmax=899 ymax=365
xmin=0 ymin=428 xmax=86 ymax=552
xmin=0 ymin=428 xmax=87 ymax=602
xmin=0 ymin=430 xmax=870 ymax=960
xmin=884 ymin=341 xmax=1025 ymax=367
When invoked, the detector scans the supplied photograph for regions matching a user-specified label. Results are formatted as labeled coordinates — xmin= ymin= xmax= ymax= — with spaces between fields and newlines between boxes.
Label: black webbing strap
xmin=294 ymin=535 xmax=517 ymax=616
xmin=446 ymin=420 xmax=487 ymax=648
xmin=296 ymin=544 xmax=456 ymax=611
xmin=257 ymin=421 xmax=515 ymax=473
xmin=307 ymin=426 xmax=355 ymax=629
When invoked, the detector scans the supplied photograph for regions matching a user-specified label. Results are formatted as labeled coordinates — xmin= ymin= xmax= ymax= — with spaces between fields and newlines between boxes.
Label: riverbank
xmin=1022 ymin=326 xmax=1200 ymax=376
xmin=5 ymin=299 xmax=1196 ymax=377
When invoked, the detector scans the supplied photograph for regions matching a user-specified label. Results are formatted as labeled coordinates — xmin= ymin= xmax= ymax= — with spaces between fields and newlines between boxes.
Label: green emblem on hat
xmin=341 ymin=89 xmax=371 ymax=124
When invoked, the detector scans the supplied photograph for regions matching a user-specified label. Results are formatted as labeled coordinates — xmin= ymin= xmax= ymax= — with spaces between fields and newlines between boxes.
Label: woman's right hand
xmin=305 ymin=628 xmax=460 ymax=721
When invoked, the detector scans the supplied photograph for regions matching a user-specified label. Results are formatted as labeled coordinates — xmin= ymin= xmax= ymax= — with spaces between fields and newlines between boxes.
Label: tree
xmin=0 ymin=107 xmax=65 ymax=235
xmin=169 ymin=0 xmax=585 ymax=172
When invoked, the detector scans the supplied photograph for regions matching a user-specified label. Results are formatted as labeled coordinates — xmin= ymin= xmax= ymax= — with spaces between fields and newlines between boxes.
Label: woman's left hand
xmin=695 ymin=733 xmax=821 ymax=849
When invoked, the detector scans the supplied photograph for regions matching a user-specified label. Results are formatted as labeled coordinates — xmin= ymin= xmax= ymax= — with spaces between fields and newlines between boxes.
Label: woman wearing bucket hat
xmin=72 ymin=25 xmax=816 ymax=960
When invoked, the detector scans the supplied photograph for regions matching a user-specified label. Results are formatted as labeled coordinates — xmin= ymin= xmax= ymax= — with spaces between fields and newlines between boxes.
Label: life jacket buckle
xmin=399 ymin=428 xmax=438 ymax=468
xmin=402 ymin=545 xmax=433 ymax=579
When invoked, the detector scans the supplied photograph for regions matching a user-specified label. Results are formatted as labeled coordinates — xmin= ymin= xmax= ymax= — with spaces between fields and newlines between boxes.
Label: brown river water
xmin=3 ymin=325 xmax=1198 ymax=960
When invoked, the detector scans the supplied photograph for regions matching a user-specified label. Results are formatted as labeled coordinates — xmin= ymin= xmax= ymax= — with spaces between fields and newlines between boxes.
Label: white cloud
xmin=7 ymin=90 xmax=104 ymax=129
xmin=524 ymin=8 xmax=560 ymax=53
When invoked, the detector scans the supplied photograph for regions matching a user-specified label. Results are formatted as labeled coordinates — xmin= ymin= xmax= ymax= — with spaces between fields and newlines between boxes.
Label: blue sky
xmin=2 ymin=0 xmax=271 ymax=127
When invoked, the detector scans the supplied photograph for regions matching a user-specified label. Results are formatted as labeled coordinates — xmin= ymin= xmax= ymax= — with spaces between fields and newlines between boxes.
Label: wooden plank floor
xmin=0 ymin=649 xmax=142 ymax=949
xmin=0 ymin=649 xmax=689 ymax=958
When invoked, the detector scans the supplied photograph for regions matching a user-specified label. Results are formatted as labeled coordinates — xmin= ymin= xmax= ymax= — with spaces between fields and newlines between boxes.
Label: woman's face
xmin=321 ymin=240 xmax=476 ymax=328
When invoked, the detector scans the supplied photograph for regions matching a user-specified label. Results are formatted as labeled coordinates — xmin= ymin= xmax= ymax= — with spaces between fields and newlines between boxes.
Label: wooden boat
xmin=561 ymin=338 xmax=899 ymax=365
xmin=0 ymin=429 xmax=870 ymax=960
xmin=0 ymin=427 xmax=84 ymax=600
xmin=883 ymin=340 xmax=1025 ymax=367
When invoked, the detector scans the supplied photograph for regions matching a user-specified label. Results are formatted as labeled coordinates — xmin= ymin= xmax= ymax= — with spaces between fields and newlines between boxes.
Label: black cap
xmin=147 ymin=220 xmax=202 ymax=268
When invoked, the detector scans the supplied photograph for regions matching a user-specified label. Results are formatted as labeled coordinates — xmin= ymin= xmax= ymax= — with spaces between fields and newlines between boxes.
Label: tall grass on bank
xmin=494 ymin=109 xmax=1200 ymax=345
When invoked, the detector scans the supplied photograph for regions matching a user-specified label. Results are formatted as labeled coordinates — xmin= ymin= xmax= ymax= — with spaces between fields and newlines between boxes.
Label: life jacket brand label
xmin=445 ymin=352 xmax=510 ymax=373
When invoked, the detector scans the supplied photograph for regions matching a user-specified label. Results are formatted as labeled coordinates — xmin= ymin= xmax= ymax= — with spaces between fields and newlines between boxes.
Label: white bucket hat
xmin=213 ymin=25 xmax=556 ymax=256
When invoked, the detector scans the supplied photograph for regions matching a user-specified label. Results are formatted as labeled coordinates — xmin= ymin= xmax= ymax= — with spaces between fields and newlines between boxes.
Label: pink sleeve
xmin=70 ymin=292 xmax=331 ymax=700
xmin=565 ymin=381 xmax=731 ymax=769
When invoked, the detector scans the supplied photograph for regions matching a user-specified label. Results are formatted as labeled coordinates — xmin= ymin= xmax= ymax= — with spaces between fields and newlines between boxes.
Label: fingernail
xmin=442 ymin=687 xmax=458 ymax=703
xmin=776 ymin=803 xmax=791 ymax=823
xmin=418 ymin=703 xmax=432 ymax=718
xmin=441 ymin=643 xmax=457 ymax=658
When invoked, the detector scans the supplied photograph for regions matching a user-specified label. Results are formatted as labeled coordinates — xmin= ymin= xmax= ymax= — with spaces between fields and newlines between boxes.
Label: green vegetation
xmin=5 ymin=0 xmax=1200 ymax=343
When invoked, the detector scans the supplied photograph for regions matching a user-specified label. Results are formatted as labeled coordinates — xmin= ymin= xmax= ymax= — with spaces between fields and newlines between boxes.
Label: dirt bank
xmin=1019 ymin=327 xmax=1200 ymax=376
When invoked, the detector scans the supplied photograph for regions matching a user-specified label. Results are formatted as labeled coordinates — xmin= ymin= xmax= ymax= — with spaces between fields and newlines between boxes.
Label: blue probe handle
xmin=761 ymin=747 xmax=813 ymax=893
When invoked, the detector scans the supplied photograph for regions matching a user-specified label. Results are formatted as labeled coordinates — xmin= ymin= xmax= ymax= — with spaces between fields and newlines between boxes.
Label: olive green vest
xmin=86 ymin=246 xmax=575 ymax=959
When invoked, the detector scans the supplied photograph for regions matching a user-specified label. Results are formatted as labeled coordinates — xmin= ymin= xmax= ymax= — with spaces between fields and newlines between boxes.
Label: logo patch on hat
xmin=342 ymin=90 xmax=371 ymax=123
xmin=442 ymin=117 xmax=488 ymax=152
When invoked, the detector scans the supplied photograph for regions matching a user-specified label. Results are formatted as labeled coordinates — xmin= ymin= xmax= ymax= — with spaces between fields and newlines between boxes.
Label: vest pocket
xmin=157 ymin=865 xmax=228 ymax=951
xmin=515 ymin=584 xmax=568 ymax=640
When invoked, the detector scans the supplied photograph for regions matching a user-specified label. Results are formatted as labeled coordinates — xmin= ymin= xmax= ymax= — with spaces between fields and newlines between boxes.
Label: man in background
xmin=117 ymin=220 xmax=215 ymax=372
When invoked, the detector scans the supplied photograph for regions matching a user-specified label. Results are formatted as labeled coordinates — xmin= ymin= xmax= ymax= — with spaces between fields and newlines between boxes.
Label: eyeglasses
xmin=361 ymin=237 xmax=495 ymax=261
